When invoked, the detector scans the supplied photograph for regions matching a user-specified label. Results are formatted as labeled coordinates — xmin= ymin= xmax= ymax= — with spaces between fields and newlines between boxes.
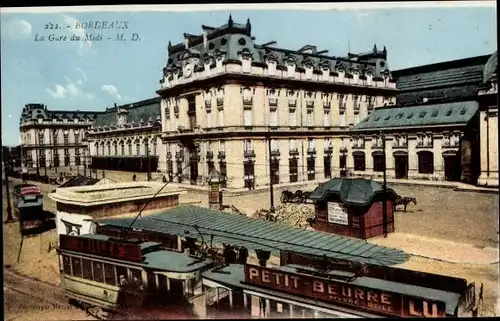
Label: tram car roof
xmin=62 ymin=233 xmax=213 ymax=273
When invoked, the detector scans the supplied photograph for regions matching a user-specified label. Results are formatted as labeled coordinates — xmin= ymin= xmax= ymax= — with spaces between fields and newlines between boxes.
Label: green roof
xmin=309 ymin=178 xmax=399 ymax=206
xmin=96 ymin=205 xmax=408 ymax=266
xmin=354 ymin=100 xmax=478 ymax=131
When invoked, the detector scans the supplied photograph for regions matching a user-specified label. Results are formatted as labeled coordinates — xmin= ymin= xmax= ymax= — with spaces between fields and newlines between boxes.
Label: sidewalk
xmin=165 ymin=177 xmax=499 ymax=196
xmin=368 ymin=232 xmax=499 ymax=265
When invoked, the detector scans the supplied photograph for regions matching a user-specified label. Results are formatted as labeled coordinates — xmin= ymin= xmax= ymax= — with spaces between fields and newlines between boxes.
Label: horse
xmin=393 ymin=196 xmax=417 ymax=212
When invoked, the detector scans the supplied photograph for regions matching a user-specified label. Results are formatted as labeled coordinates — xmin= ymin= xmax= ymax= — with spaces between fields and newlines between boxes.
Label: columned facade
xmin=157 ymin=17 xmax=396 ymax=189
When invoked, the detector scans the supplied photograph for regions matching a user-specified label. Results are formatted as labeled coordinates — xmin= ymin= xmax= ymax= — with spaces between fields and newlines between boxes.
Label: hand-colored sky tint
xmin=1 ymin=5 xmax=497 ymax=146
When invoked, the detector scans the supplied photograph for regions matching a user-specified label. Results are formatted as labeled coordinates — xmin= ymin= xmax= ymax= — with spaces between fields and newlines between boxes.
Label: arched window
xmin=135 ymin=139 xmax=140 ymax=156
xmin=353 ymin=151 xmax=366 ymax=171
xmin=106 ymin=142 xmax=111 ymax=156
xmin=120 ymin=141 xmax=125 ymax=156
xmin=113 ymin=141 xmax=117 ymax=155
xmin=418 ymin=151 xmax=434 ymax=174
xmin=152 ymin=139 xmax=157 ymax=156
xmin=127 ymin=140 xmax=132 ymax=155
xmin=95 ymin=142 xmax=99 ymax=156
xmin=100 ymin=142 xmax=105 ymax=156
xmin=373 ymin=151 xmax=385 ymax=172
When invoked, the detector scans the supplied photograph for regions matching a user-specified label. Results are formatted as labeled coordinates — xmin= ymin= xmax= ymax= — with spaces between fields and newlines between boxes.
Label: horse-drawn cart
xmin=280 ymin=190 xmax=313 ymax=204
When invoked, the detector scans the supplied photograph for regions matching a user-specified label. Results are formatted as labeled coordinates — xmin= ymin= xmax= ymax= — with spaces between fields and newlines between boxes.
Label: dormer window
xmin=396 ymin=113 xmax=403 ymax=119
xmin=304 ymin=62 xmax=313 ymax=79
xmin=240 ymin=50 xmax=252 ymax=73
xmin=445 ymin=109 xmax=453 ymax=116
xmin=337 ymin=68 xmax=345 ymax=82
xmin=431 ymin=110 xmax=439 ymax=117
xmin=321 ymin=65 xmax=330 ymax=81
xmin=460 ymin=108 xmax=466 ymax=115
xmin=366 ymin=71 xmax=373 ymax=86
xmin=286 ymin=57 xmax=296 ymax=78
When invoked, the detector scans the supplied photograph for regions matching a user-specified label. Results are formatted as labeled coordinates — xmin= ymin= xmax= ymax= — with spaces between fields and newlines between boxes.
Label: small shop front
xmin=201 ymin=263 xmax=475 ymax=319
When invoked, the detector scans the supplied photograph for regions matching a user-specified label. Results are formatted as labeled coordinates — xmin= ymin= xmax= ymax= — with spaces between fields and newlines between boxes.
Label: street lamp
xmin=380 ymin=130 xmax=388 ymax=238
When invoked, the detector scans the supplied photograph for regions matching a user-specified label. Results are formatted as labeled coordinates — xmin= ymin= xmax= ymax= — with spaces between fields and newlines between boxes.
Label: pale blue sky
xmin=1 ymin=6 xmax=497 ymax=146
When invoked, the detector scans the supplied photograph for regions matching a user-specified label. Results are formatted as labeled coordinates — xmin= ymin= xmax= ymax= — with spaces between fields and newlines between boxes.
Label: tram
xmin=56 ymin=233 xmax=213 ymax=319
xmin=13 ymin=184 xmax=45 ymax=234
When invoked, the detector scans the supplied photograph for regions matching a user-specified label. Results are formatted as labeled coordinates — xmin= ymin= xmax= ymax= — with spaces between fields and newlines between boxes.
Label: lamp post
xmin=381 ymin=130 xmax=388 ymax=238
xmin=4 ymin=149 xmax=15 ymax=223
xmin=267 ymin=127 xmax=275 ymax=213
xmin=207 ymin=169 xmax=223 ymax=210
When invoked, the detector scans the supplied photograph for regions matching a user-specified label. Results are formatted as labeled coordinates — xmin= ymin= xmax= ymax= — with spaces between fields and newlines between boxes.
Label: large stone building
xmin=477 ymin=51 xmax=498 ymax=187
xmin=157 ymin=16 xmax=397 ymax=189
xmin=86 ymin=98 xmax=162 ymax=173
xmin=350 ymin=53 xmax=497 ymax=186
xmin=19 ymin=103 xmax=101 ymax=175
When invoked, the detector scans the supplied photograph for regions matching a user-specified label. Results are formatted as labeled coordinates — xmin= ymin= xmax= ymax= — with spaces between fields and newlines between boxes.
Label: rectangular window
xmin=244 ymin=109 xmax=252 ymax=126
xmin=354 ymin=154 xmax=366 ymax=171
xmin=71 ymin=257 xmax=82 ymax=277
xmin=270 ymin=110 xmax=278 ymax=127
xmin=244 ymin=139 xmax=252 ymax=151
xmin=271 ymin=139 xmax=279 ymax=151
xmin=116 ymin=266 xmax=128 ymax=286
xmin=82 ymin=259 xmax=93 ymax=280
xmin=104 ymin=263 xmax=116 ymax=286
xmin=130 ymin=269 xmax=143 ymax=287
xmin=92 ymin=261 xmax=104 ymax=283
xmin=207 ymin=110 xmax=212 ymax=128
xmin=307 ymin=157 xmax=315 ymax=180
xmin=62 ymin=256 xmax=72 ymax=275
xmin=289 ymin=139 xmax=297 ymax=151
xmin=289 ymin=110 xmax=297 ymax=126
xmin=339 ymin=113 xmax=346 ymax=126
xmin=64 ymin=135 xmax=69 ymax=144
xmin=219 ymin=140 xmax=225 ymax=152
xmin=323 ymin=111 xmax=331 ymax=127
xmin=307 ymin=111 xmax=313 ymax=126
xmin=307 ymin=138 xmax=315 ymax=149
xmin=218 ymin=110 xmax=224 ymax=127
xmin=373 ymin=154 xmax=385 ymax=172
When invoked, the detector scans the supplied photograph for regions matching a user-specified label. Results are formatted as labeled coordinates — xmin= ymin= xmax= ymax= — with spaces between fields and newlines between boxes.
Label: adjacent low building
xmin=87 ymin=98 xmax=162 ymax=173
xmin=349 ymin=53 xmax=496 ymax=185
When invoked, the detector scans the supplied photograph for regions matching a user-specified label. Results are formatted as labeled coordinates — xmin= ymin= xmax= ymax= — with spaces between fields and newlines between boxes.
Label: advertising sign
xmin=245 ymin=264 xmax=447 ymax=318
xmin=59 ymin=234 xmax=142 ymax=262
xmin=327 ymin=202 xmax=349 ymax=225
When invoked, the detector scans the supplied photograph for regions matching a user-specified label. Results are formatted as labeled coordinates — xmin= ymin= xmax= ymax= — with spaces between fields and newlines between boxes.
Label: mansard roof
xmin=164 ymin=16 xmax=390 ymax=79
xmin=353 ymin=100 xmax=479 ymax=131
xmin=92 ymin=97 xmax=161 ymax=128
xmin=20 ymin=103 xmax=101 ymax=123
xmin=483 ymin=51 xmax=497 ymax=83
xmin=392 ymin=55 xmax=490 ymax=105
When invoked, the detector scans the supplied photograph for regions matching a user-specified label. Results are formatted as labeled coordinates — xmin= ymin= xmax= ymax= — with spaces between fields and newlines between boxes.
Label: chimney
xmin=184 ymin=37 xmax=189 ymax=49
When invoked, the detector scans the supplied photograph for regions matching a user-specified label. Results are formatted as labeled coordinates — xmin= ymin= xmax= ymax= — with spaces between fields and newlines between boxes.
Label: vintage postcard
xmin=2 ymin=2 xmax=498 ymax=320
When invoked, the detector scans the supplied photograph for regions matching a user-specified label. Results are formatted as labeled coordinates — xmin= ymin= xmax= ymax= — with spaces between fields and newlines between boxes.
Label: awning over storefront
xmin=353 ymin=101 xmax=479 ymax=132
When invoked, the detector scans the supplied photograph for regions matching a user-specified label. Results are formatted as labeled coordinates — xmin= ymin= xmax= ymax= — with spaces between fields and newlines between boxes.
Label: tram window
xmin=62 ymin=256 xmax=72 ymax=275
xmin=82 ymin=259 xmax=93 ymax=280
xmin=93 ymin=262 xmax=105 ymax=283
xmin=104 ymin=263 xmax=116 ymax=286
xmin=71 ymin=257 xmax=83 ymax=277
xmin=276 ymin=303 xmax=283 ymax=313
xmin=116 ymin=266 xmax=128 ymax=286
xmin=130 ymin=269 xmax=143 ymax=288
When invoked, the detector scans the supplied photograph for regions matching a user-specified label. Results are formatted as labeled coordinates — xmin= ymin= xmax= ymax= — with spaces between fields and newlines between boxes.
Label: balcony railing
xmin=244 ymin=150 xmax=256 ymax=158
xmin=324 ymin=146 xmax=333 ymax=153
xmin=307 ymin=147 xmax=316 ymax=155
xmin=288 ymin=100 xmax=297 ymax=108
xmin=218 ymin=151 xmax=226 ymax=159
xmin=306 ymin=100 xmax=314 ymax=108
xmin=271 ymin=150 xmax=280 ymax=157
xmin=268 ymin=98 xmax=278 ymax=107
xmin=289 ymin=149 xmax=299 ymax=156
xmin=206 ymin=151 xmax=214 ymax=159
xmin=217 ymin=98 xmax=224 ymax=109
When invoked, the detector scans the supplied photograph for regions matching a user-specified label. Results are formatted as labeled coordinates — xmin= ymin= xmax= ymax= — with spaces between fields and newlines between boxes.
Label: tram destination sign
xmin=59 ymin=234 xmax=143 ymax=262
xmin=245 ymin=264 xmax=447 ymax=318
